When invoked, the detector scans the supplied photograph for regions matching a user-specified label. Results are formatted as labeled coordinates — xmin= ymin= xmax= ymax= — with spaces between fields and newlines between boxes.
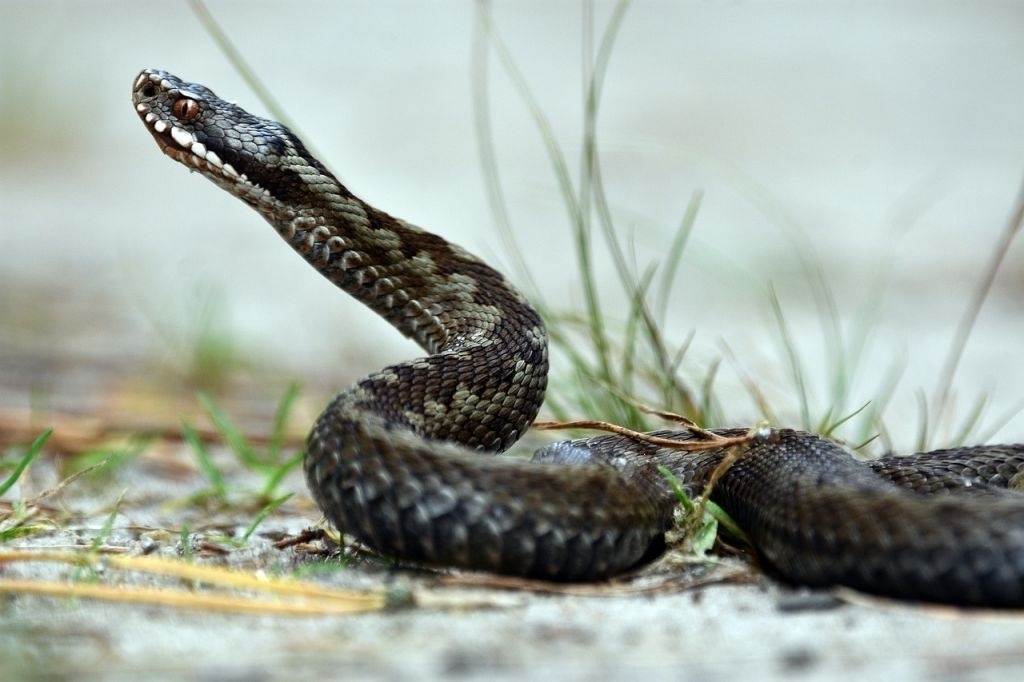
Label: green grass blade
xmin=197 ymin=392 xmax=262 ymax=470
xmin=656 ymin=191 xmax=703 ymax=323
xmin=914 ymin=389 xmax=930 ymax=452
xmin=260 ymin=450 xmax=304 ymax=500
xmin=470 ymin=6 xmax=541 ymax=299
xmin=0 ymin=428 xmax=51 ymax=496
xmin=821 ymin=401 xmax=871 ymax=438
xmin=976 ymin=399 xmax=1024 ymax=444
xmin=657 ymin=464 xmax=695 ymax=513
xmin=240 ymin=493 xmax=293 ymax=544
xmin=933 ymin=176 xmax=1024 ymax=425
xmin=950 ymin=392 xmax=990 ymax=446
xmin=182 ymin=419 xmax=228 ymax=501
xmin=267 ymin=382 xmax=301 ymax=462
xmin=477 ymin=1 xmax=615 ymax=383
xmin=93 ymin=500 xmax=120 ymax=551
xmin=768 ymin=285 xmax=811 ymax=429
xmin=0 ymin=526 xmax=42 ymax=543
xmin=698 ymin=358 xmax=722 ymax=427
xmin=579 ymin=1 xmax=634 ymax=384
xmin=74 ymin=493 xmax=124 ymax=581
xmin=180 ymin=523 xmax=193 ymax=562
xmin=657 ymin=465 xmax=747 ymax=551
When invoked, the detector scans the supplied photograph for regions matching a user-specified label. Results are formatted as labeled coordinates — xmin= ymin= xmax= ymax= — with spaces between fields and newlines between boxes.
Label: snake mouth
xmin=135 ymin=101 xmax=243 ymax=181
xmin=133 ymin=72 xmax=244 ymax=182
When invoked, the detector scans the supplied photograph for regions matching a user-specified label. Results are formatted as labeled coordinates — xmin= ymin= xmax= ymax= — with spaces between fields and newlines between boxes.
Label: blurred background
xmin=2 ymin=1 xmax=1023 ymax=450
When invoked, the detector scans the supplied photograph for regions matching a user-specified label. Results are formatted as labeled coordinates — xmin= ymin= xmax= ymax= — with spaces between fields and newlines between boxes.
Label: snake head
xmin=132 ymin=69 xmax=335 ymax=209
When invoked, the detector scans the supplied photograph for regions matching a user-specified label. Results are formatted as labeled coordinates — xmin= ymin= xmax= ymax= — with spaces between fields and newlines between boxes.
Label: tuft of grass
xmin=922 ymin=176 xmax=1024 ymax=450
xmin=0 ymin=429 xmax=53 ymax=543
xmin=760 ymin=281 xmax=898 ymax=446
xmin=198 ymin=384 xmax=304 ymax=494
xmin=475 ymin=1 xmax=1023 ymax=458
xmin=474 ymin=0 xmax=708 ymax=434
xmin=656 ymin=466 xmax=717 ymax=556
xmin=182 ymin=384 xmax=304 ymax=509
xmin=1 ymin=429 xmax=122 ymax=545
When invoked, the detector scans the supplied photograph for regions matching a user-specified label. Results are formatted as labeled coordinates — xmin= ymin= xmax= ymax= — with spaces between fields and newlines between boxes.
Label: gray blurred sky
xmin=2 ymin=1 xmax=1023 ymax=445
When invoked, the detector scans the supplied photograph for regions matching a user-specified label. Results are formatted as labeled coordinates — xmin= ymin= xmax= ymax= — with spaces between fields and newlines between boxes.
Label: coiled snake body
xmin=134 ymin=69 xmax=1024 ymax=607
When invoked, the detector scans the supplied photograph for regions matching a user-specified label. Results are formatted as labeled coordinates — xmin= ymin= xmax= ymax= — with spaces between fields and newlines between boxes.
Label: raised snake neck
xmin=134 ymin=69 xmax=1024 ymax=607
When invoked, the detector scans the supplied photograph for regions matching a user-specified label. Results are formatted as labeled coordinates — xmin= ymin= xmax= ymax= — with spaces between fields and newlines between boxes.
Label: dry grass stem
xmin=0 ymin=550 xmax=389 ymax=616
xmin=532 ymin=419 xmax=752 ymax=451
xmin=0 ymin=408 xmax=306 ymax=453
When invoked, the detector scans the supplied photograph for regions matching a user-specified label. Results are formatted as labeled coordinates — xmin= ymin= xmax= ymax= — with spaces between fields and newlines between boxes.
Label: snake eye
xmin=173 ymin=98 xmax=200 ymax=123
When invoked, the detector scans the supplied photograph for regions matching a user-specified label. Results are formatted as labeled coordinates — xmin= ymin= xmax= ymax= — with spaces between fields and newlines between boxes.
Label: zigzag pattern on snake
xmin=133 ymin=69 xmax=1024 ymax=607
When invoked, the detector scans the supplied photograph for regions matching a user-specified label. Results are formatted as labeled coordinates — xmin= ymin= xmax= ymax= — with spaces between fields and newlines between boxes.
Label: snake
xmin=133 ymin=68 xmax=1024 ymax=608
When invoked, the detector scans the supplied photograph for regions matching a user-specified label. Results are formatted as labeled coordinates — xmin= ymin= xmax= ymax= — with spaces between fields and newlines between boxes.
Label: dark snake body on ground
xmin=133 ymin=69 xmax=1024 ymax=608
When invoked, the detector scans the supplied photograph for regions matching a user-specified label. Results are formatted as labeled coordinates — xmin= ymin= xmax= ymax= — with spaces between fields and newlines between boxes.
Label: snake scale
xmin=134 ymin=69 xmax=1024 ymax=607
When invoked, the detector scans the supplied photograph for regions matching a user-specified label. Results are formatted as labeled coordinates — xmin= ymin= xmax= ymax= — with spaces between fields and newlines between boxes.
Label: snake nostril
xmin=141 ymin=84 xmax=156 ymax=98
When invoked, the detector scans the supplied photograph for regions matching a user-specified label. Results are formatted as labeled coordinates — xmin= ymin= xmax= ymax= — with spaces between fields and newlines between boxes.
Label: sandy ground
xmin=4 ymin=442 xmax=1024 ymax=682
xmin=9 ymin=579 xmax=1024 ymax=681
xmin=4 ymin=2 xmax=1024 ymax=680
